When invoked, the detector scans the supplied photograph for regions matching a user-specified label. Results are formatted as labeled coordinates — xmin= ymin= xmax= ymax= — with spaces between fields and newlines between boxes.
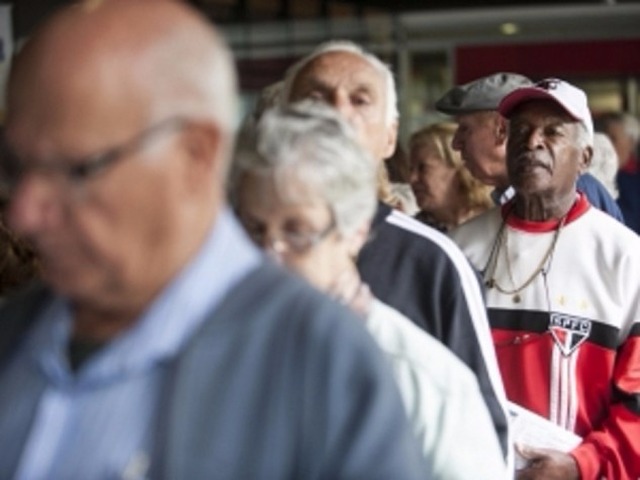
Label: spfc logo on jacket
xmin=549 ymin=313 xmax=592 ymax=356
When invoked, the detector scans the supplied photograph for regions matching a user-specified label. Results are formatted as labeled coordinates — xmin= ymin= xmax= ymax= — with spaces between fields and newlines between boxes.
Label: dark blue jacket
xmin=577 ymin=172 xmax=624 ymax=223
xmin=358 ymin=203 xmax=510 ymax=459
xmin=617 ymin=168 xmax=640 ymax=234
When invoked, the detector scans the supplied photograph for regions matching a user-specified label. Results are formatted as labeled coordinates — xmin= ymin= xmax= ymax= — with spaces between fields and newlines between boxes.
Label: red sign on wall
xmin=455 ymin=38 xmax=640 ymax=83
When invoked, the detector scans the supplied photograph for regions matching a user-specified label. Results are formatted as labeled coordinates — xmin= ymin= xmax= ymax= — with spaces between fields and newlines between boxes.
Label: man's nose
xmin=332 ymin=92 xmax=357 ymax=122
xmin=6 ymin=175 xmax=59 ymax=238
xmin=263 ymin=239 xmax=288 ymax=265
xmin=525 ymin=128 xmax=545 ymax=149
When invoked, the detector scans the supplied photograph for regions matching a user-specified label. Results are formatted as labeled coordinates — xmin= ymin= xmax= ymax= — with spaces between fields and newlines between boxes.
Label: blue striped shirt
xmin=0 ymin=209 xmax=260 ymax=479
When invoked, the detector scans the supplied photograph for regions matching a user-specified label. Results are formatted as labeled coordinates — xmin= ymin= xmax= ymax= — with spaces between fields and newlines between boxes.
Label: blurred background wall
xmin=5 ymin=0 xmax=640 ymax=142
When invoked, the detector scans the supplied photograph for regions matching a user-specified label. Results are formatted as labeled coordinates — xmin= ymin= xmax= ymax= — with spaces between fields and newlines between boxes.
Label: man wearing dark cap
xmin=437 ymin=73 xmax=624 ymax=221
xmin=451 ymin=78 xmax=640 ymax=480
xmin=436 ymin=72 xmax=530 ymax=202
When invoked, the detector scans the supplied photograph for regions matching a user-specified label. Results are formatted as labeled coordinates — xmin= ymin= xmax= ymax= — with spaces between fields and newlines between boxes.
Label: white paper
xmin=508 ymin=401 xmax=582 ymax=470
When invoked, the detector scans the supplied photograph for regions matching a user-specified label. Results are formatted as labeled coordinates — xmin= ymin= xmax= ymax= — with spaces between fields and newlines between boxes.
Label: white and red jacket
xmin=451 ymin=194 xmax=640 ymax=480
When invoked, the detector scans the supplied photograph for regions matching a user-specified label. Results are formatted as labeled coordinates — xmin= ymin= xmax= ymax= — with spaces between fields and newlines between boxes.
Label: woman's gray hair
xmin=230 ymin=101 xmax=377 ymax=237
xmin=589 ymin=132 xmax=619 ymax=199
xmin=279 ymin=40 xmax=399 ymax=127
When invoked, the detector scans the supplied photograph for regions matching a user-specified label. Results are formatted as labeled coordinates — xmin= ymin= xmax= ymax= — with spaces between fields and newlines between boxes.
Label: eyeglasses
xmin=243 ymin=214 xmax=336 ymax=255
xmin=0 ymin=116 xmax=187 ymax=198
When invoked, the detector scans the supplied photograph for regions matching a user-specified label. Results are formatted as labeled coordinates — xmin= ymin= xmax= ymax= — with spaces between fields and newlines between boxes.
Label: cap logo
xmin=538 ymin=79 xmax=561 ymax=91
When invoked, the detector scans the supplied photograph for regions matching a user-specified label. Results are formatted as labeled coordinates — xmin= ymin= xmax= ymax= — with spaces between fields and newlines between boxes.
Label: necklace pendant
xmin=513 ymin=294 xmax=521 ymax=303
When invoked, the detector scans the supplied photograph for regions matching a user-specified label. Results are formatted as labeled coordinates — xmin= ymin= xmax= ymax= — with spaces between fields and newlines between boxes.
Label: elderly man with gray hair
xmin=450 ymin=78 xmax=640 ymax=480
xmin=279 ymin=41 xmax=512 ymax=468
xmin=230 ymin=102 xmax=506 ymax=480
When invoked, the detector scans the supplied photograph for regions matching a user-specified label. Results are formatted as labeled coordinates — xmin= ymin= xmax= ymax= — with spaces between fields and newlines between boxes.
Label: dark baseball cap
xmin=435 ymin=72 xmax=532 ymax=115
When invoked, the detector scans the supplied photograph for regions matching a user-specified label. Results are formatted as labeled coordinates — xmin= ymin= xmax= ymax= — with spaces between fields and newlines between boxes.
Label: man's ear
xmin=180 ymin=122 xmax=223 ymax=190
xmin=381 ymin=120 xmax=399 ymax=160
xmin=495 ymin=116 xmax=509 ymax=145
xmin=347 ymin=222 xmax=371 ymax=259
xmin=185 ymin=122 xmax=221 ymax=164
xmin=579 ymin=145 xmax=593 ymax=174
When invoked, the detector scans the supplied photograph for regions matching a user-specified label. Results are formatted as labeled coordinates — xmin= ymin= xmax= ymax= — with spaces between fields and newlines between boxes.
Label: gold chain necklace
xmin=484 ymin=213 xmax=567 ymax=303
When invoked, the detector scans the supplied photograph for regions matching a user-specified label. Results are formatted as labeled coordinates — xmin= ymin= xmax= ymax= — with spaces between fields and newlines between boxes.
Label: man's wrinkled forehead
xmin=290 ymin=51 xmax=386 ymax=98
xmin=455 ymin=110 xmax=498 ymax=128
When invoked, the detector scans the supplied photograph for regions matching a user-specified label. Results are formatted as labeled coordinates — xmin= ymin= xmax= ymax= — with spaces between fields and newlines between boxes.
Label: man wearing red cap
xmin=451 ymin=78 xmax=640 ymax=480
xmin=436 ymin=73 xmax=624 ymax=222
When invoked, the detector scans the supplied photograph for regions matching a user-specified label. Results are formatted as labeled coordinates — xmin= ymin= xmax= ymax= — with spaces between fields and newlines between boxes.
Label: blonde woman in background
xmin=409 ymin=122 xmax=493 ymax=231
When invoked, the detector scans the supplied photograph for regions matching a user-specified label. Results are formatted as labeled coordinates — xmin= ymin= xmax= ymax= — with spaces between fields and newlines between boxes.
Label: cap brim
xmin=498 ymin=87 xmax=580 ymax=121
xmin=435 ymin=98 xmax=492 ymax=115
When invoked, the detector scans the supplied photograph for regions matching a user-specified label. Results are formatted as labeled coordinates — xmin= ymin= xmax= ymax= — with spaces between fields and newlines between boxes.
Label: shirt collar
xmin=28 ymin=208 xmax=261 ymax=386
xmin=501 ymin=192 xmax=590 ymax=233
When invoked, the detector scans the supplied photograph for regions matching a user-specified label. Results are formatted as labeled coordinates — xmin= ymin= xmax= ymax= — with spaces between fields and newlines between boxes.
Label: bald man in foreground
xmin=0 ymin=1 xmax=428 ymax=478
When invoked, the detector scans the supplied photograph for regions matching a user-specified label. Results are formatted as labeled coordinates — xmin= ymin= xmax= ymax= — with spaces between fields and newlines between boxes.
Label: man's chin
xmin=467 ymin=166 xmax=499 ymax=187
xmin=511 ymin=176 xmax=550 ymax=197
xmin=463 ymin=162 xmax=485 ymax=183
xmin=413 ymin=191 xmax=429 ymax=206
xmin=41 ymin=267 xmax=94 ymax=299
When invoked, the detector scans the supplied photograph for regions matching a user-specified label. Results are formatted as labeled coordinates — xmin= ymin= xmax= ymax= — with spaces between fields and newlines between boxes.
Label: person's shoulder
xmin=0 ymin=282 xmax=51 ymax=323
xmin=449 ymin=206 xmax=501 ymax=244
xmin=382 ymin=207 xmax=451 ymax=242
xmin=200 ymin=261 xmax=374 ymax=351
xmin=0 ymin=282 xmax=52 ymax=363
xmin=578 ymin=171 xmax=609 ymax=193
xmin=582 ymin=205 xmax=638 ymax=241
xmin=219 ymin=260 xmax=346 ymax=315
xmin=366 ymin=299 xmax=479 ymax=393
xmin=372 ymin=206 xmax=475 ymax=263
xmin=578 ymin=173 xmax=624 ymax=220
xmin=573 ymin=208 xmax=640 ymax=272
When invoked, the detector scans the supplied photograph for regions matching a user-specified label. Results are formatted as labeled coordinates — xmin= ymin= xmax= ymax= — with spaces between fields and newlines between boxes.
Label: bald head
xmin=8 ymin=0 xmax=237 ymax=144
xmin=2 ymin=0 xmax=241 ymax=323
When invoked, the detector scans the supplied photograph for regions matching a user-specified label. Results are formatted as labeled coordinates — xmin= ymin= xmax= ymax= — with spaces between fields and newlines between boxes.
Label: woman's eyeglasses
xmin=243 ymin=215 xmax=336 ymax=255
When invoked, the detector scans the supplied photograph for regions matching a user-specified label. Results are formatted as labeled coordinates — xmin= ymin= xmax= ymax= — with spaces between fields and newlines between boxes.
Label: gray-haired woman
xmin=229 ymin=102 xmax=507 ymax=480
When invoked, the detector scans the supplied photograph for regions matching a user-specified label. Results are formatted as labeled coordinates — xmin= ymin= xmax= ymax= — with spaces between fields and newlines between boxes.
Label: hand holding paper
xmin=515 ymin=445 xmax=580 ymax=480
xmin=508 ymin=401 xmax=582 ymax=471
